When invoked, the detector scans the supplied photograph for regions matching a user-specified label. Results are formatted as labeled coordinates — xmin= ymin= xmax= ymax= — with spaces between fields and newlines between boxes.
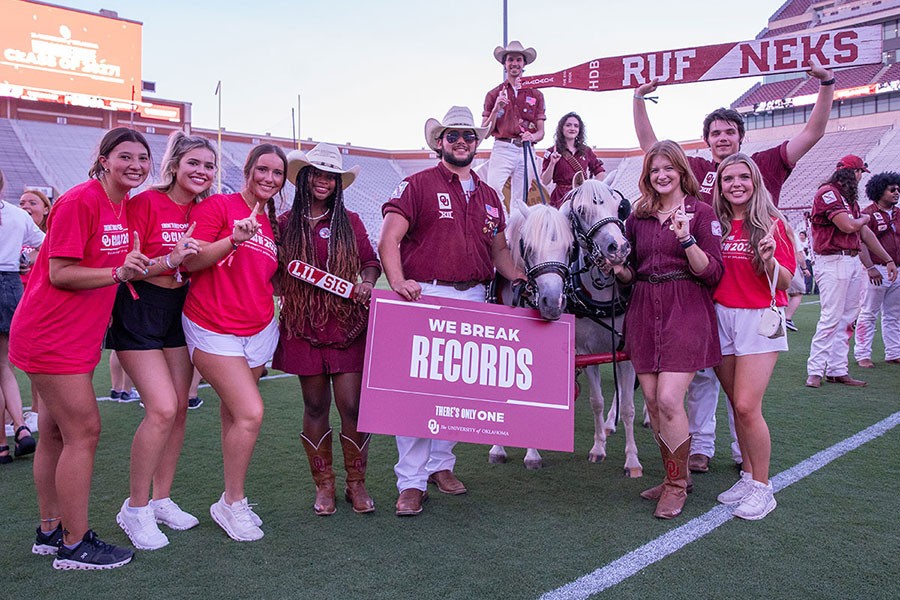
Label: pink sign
xmin=359 ymin=290 xmax=575 ymax=452
xmin=519 ymin=26 xmax=882 ymax=92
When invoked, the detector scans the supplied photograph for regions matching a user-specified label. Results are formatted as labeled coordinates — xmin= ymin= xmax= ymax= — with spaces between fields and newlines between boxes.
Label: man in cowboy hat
xmin=482 ymin=40 xmax=546 ymax=207
xmin=379 ymin=105 xmax=525 ymax=517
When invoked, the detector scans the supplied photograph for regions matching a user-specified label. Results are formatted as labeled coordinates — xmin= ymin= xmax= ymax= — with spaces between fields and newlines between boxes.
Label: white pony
xmin=489 ymin=200 xmax=573 ymax=468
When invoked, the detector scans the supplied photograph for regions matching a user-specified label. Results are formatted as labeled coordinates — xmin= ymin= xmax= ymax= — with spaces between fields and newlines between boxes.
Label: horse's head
xmin=508 ymin=200 xmax=573 ymax=321
xmin=561 ymin=178 xmax=631 ymax=267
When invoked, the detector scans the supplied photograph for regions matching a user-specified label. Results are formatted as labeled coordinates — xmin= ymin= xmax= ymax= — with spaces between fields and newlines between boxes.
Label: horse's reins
xmin=522 ymin=141 xmax=548 ymax=206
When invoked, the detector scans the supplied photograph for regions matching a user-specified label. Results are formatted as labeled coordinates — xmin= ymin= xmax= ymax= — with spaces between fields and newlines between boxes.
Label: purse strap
xmin=765 ymin=262 xmax=780 ymax=309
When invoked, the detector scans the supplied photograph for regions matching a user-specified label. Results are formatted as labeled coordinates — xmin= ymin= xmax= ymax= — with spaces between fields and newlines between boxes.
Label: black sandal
xmin=14 ymin=426 xmax=36 ymax=457
xmin=0 ymin=445 xmax=11 ymax=465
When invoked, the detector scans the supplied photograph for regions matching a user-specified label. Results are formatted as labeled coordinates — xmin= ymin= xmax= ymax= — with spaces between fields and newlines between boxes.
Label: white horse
xmin=560 ymin=178 xmax=642 ymax=477
xmin=488 ymin=200 xmax=573 ymax=469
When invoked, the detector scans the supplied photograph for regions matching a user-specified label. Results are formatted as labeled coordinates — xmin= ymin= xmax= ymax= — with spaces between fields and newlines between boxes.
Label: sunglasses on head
xmin=443 ymin=130 xmax=477 ymax=144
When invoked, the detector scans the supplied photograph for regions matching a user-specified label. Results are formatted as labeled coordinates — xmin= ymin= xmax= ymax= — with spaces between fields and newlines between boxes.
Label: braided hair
xmin=279 ymin=167 xmax=363 ymax=338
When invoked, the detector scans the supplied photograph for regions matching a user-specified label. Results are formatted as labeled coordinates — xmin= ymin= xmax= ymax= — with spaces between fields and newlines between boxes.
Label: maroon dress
xmin=542 ymin=147 xmax=605 ymax=208
xmin=273 ymin=210 xmax=381 ymax=376
xmin=623 ymin=196 xmax=724 ymax=374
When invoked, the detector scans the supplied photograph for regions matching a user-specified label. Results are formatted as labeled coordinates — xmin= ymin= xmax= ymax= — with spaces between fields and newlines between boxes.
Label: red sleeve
xmin=817 ymin=187 xmax=850 ymax=221
xmin=191 ymin=195 xmax=229 ymax=243
xmin=483 ymin=85 xmax=499 ymax=120
xmin=47 ymin=192 xmax=94 ymax=261
xmin=691 ymin=202 xmax=725 ymax=287
xmin=774 ymin=219 xmax=797 ymax=274
xmin=541 ymin=148 xmax=552 ymax=172
xmin=586 ymin=149 xmax=605 ymax=175
xmin=382 ymin=178 xmax=417 ymax=229
xmin=534 ymin=90 xmax=546 ymax=121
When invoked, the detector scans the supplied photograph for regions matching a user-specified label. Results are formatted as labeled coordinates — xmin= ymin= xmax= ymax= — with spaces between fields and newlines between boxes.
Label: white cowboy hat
xmin=286 ymin=143 xmax=360 ymax=189
xmin=424 ymin=106 xmax=490 ymax=153
xmin=493 ymin=40 xmax=537 ymax=65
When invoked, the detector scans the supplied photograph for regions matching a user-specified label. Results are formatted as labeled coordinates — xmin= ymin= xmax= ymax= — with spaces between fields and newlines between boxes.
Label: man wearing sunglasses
xmin=482 ymin=41 xmax=546 ymax=208
xmin=379 ymin=106 xmax=525 ymax=516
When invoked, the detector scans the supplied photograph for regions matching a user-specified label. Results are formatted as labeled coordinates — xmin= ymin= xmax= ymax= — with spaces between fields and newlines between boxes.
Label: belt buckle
xmin=648 ymin=274 xmax=661 ymax=284
xmin=453 ymin=281 xmax=470 ymax=291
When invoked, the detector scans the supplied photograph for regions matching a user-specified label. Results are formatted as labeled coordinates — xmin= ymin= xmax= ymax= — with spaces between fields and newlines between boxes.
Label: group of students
xmin=3 ymin=128 xmax=380 ymax=570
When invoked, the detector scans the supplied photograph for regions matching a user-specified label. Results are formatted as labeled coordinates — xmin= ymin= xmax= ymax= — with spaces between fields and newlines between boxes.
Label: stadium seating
xmin=0 ymin=118 xmax=48 ymax=197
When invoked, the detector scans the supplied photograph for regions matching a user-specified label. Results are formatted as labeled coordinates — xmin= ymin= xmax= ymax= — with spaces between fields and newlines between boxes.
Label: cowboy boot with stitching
xmin=340 ymin=432 xmax=375 ymax=514
xmin=640 ymin=433 xmax=695 ymax=500
xmin=301 ymin=429 xmax=336 ymax=516
xmin=654 ymin=434 xmax=692 ymax=519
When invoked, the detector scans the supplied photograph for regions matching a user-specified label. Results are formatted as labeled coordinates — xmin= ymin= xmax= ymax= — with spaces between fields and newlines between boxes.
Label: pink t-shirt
xmin=9 ymin=179 xmax=130 ymax=374
xmin=714 ymin=218 xmax=796 ymax=309
xmin=182 ymin=193 xmax=277 ymax=336
xmin=128 ymin=189 xmax=195 ymax=277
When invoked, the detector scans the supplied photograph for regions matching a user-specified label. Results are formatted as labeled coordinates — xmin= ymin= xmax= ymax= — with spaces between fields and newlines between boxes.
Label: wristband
xmin=112 ymin=266 xmax=124 ymax=283
xmin=867 ymin=266 xmax=878 ymax=271
xmin=362 ymin=280 xmax=376 ymax=286
xmin=229 ymin=236 xmax=241 ymax=250
xmin=164 ymin=253 xmax=177 ymax=270
xmin=680 ymin=235 xmax=697 ymax=249
xmin=821 ymin=78 xmax=836 ymax=86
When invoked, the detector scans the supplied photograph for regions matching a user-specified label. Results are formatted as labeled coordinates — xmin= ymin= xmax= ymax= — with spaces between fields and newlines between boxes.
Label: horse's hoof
xmin=488 ymin=454 xmax=507 ymax=465
xmin=604 ymin=426 xmax=616 ymax=436
xmin=642 ymin=421 xmax=650 ymax=428
xmin=524 ymin=459 xmax=543 ymax=470
xmin=587 ymin=453 xmax=606 ymax=464
xmin=624 ymin=467 xmax=643 ymax=478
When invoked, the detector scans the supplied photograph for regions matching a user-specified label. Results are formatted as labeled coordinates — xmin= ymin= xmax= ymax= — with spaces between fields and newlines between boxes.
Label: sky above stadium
xmin=57 ymin=0 xmax=788 ymax=150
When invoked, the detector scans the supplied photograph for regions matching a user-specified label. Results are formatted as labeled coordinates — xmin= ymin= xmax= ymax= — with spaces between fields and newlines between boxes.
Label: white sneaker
xmin=247 ymin=500 xmax=263 ymax=527
xmin=733 ymin=480 xmax=777 ymax=521
xmin=717 ymin=471 xmax=755 ymax=506
xmin=24 ymin=411 xmax=39 ymax=433
xmin=210 ymin=493 xmax=263 ymax=542
xmin=116 ymin=499 xmax=170 ymax=550
xmin=151 ymin=498 xmax=199 ymax=531
xmin=4 ymin=422 xmax=12 ymax=437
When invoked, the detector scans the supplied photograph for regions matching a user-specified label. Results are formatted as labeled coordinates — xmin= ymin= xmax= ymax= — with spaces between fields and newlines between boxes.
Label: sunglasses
xmin=443 ymin=130 xmax=477 ymax=144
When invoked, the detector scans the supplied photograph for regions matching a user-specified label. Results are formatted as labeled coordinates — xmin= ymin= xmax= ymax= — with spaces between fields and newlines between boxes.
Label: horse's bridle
xmin=569 ymin=210 xmax=626 ymax=271
xmin=514 ymin=237 xmax=571 ymax=309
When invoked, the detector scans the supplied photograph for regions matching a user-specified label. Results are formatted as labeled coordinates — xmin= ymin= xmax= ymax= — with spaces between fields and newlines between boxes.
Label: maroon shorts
xmin=272 ymin=332 xmax=366 ymax=376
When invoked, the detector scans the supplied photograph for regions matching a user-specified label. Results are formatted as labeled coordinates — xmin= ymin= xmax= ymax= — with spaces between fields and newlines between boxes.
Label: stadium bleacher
xmin=0 ymin=118 xmax=49 ymax=197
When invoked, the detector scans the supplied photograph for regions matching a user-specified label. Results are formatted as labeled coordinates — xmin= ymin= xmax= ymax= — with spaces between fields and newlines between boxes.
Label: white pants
xmin=807 ymin=254 xmax=865 ymax=377
xmin=854 ymin=264 xmax=900 ymax=362
xmin=485 ymin=140 xmax=535 ymax=206
xmin=394 ymin=282 xmax=486 ymax=492
xmin=686 ymin=367 xmax=723 ymax=458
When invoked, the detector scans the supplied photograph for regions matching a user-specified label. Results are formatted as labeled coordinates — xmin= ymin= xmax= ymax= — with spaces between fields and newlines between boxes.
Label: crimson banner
xmin=519 ymin=26 xmax=882 ymax=92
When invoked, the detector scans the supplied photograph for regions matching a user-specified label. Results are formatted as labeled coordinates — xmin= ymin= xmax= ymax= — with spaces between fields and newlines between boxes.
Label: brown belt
xmin=821 ymin=249 xmax=859 ymax=257
xmin=636 ymin=270 xmax=693 ymax=284
xmin=426 ymin=279 xmax=487 ymax=291
xmin=495 ymin=137 xmax=524 ymax=147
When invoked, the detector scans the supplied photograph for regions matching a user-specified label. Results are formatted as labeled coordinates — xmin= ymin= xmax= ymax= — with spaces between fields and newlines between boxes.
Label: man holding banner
xmin=378 ymin=105 xmax=525 ymax=516
xmin=482 ymin=41 xmax=546 ymax=206
xmin=632 ymin=57 xmax=835 ymax=473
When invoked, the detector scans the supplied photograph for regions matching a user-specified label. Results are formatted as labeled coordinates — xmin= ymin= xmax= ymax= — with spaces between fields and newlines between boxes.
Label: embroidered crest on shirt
xmin=437 ymin=193 xmax=453 ymax=219
xmin=822 ymin=190 xmax=843 ymax=208
xmin=711 ymin=220 xmax=722 ymax=237
xmin=700 ymin=171 xmax=716 ymax=195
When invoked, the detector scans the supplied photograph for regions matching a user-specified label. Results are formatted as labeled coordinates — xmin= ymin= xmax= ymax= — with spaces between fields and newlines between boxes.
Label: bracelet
xmin=229 ymin=236 xmax=241 ymax=250
xmin=112 ymin=266 xmax=124 ymax=283
xmin=164 ymin=253 xmax=177 ymax=270
xmin=680 ymin=235 xmax=697 ymax=249
xmin=362 ymin=280 xmax=376 ymax=286
xmin=867 ymin=266 xmax=878 ymax=271
xmin=821 ymin=78 xmax=836 ymax=86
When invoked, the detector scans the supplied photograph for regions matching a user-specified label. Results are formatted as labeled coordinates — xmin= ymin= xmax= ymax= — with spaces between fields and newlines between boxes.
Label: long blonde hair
xmin=633 ymin=140 xmax=700 ymax=218
xmin=712 ymin=153 xmax=789 ymax=274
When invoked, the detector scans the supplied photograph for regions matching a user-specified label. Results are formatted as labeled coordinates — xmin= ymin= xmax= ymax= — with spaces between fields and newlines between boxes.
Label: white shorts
xmin=715 ymin=304 xmax=789 ymax=357
xmin=182 ymin=314 xmax=279 ymax=368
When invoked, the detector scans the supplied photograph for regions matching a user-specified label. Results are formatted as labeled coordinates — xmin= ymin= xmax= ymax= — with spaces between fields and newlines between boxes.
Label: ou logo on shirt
xmin=702 ymin=172 xmax=716 ymax=188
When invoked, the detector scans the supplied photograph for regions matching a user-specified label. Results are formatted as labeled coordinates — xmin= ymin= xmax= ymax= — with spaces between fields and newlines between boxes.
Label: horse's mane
xmin=565 ymin=179 xmax=618 ymax=224
xmin=508 ymin=203 xmax=574 ymax=268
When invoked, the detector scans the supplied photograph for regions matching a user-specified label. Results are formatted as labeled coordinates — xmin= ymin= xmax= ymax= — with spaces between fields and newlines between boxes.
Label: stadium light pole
xmin=215 ymin=80 xmax=222 ymax=194
xmin=297 ymin=94 xmax=301 ymax=150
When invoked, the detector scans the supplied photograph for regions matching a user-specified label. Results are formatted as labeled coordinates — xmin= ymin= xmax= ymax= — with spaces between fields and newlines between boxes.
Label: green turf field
xmin=1 ymin=299 xmax=898 ymax=599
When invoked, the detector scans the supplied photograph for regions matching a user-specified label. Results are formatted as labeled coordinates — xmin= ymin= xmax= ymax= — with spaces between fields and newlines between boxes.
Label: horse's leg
xmin=523 ymin=448 xmax=543 ymax=470
xmin=617 ymin=361 xmax=643 ymax=478
xmin=604 ymin=403 xmax=618 ymax=435
xmin=642 ymin=403 xmax=651 ymax=428
xmin=489 ymin=445 xmax=508 ymax=464
xmin=585 ymin=365 xmax=607 ymax=463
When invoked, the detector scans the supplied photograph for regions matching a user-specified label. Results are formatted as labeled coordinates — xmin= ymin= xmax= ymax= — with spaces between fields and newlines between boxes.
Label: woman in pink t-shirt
xmin=274 ymin=143 xmax=380 ymax=516
xmin=181 ymin=143 xmax=286 ymax=542
xmin=8 ymin=128 xmax=154 ymax=570
xmin=108 ymin=132 xmax=214 ymax=550
xmin=711 ymin=153 xmax=795 ymax=521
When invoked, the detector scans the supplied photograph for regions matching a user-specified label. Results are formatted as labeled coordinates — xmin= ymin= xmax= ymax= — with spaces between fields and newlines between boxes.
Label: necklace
xmin=168 ymin=194 xmax=193 ymax=221
xmin=305 ymin=208 xmax=331 ymax=221
xmin=107 ymin=197 xmax=124 ymax=220
xmin=656 ymin=205 xmax=680 ymax=216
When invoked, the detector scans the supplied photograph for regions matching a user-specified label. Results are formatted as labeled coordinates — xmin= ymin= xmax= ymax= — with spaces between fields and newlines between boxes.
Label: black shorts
xmin=0 ymin=272 xmax=24 ymax=334
xmin=106 ymin=280 xmax=189 ymax=351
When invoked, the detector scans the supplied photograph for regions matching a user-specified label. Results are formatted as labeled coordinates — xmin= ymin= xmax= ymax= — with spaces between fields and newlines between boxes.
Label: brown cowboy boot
xmin=301 ymin=429 xmax=336 ymax=516
xmin=654 ymin=434 xmax=691 ymax=519
xmin=340 ymin=432 xmax=375 ymax=514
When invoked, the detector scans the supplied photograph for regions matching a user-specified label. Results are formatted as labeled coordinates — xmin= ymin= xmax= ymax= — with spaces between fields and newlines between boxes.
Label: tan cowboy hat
xmin=286 ymin=143 xmax=360 ymax=189
xmin=424 ymin=106 xmax=490 ymax=152
xmin=493 ymin=40 xmax=537 ymax=65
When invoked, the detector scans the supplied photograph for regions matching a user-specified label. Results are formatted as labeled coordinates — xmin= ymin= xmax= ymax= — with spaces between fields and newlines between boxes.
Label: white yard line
xmin=540 ymin=410 xmax=900 ymax=600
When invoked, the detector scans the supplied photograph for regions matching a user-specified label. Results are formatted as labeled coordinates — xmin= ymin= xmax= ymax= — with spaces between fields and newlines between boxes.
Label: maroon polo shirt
xmin=863 ymin=203 xmax=900 ymax=264
xmin=810 ymin=184 xmax=862 ymax=254
xmin=483 ymin=81 xmax=546 ymax=139
xmin=382 ymin=162 xmax=506 ymax=283
xmin=690 ymin=141 xmax=792 ymax=207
